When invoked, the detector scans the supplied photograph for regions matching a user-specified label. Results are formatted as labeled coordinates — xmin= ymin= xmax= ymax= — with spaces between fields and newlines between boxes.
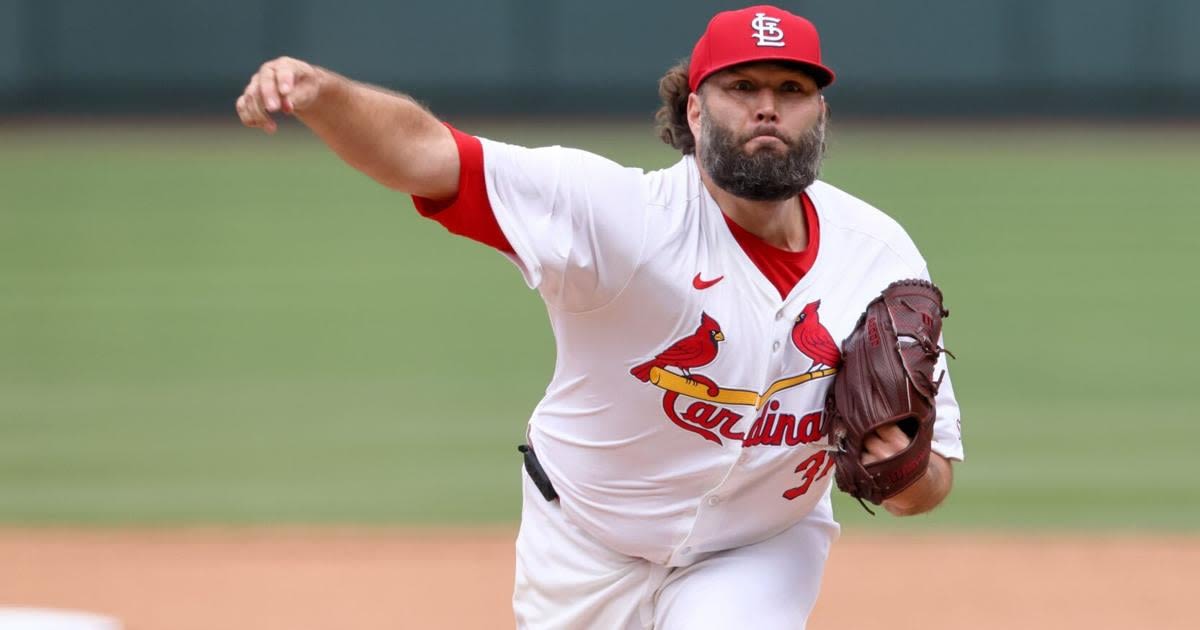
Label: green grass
xmin=1 ymin=121 xmax=1197 ymax=530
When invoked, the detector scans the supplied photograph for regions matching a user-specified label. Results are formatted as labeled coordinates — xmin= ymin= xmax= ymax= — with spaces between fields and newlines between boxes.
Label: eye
xmin=731 ymin=80 xmax=753 ymax=91
xmin=780 ymin=81 xmax=810 ymax=95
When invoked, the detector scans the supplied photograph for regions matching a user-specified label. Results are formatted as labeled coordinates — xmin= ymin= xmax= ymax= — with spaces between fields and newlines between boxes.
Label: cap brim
xmin=699 ymin=58 xmax=836 ymax=90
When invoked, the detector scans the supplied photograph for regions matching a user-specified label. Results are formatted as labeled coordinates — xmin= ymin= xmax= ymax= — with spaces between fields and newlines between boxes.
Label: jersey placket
xmin=664 ymin=207 xmax=828 ymax=566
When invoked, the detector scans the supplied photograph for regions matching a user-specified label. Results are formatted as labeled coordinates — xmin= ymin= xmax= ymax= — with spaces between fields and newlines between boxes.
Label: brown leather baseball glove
xmin=825 ymin=279 xmax=951 ymax=510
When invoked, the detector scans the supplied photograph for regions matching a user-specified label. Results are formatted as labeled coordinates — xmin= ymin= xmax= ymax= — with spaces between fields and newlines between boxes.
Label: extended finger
xmin=878 ymin=423 xmax=912 ymax=448
xmin=245 ymin=76 xmax=277 ymax=133
xmin=258 ymin=65 xmax=281 ymax=112
xmin=274 ymin=63 xmax=296 ymax=111
xmin=862 ymin=436 xmax=887 ymax=464
xmin=863 ymin=433 xmax=888 ymax=458
xmin=244 ymin=76 xmax=266 ymax=120
xmin=240 ymin=91 xmax=264 ymax=128
xmin=235 ymin=94 xmax=256 ymax=127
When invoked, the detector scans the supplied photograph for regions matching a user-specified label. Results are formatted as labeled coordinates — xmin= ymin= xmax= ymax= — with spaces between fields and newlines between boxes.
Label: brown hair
xmin=655 ymin=59 xmax=695 ymax=155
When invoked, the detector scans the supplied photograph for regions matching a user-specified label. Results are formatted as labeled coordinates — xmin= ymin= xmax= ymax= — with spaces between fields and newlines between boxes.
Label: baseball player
xmin=236 ymin=5 xmax=963 ymax=629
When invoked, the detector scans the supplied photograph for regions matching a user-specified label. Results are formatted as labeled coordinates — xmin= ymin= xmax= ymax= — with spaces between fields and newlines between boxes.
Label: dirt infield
xmin=2 ymin=528 xmax=1196 ymax=629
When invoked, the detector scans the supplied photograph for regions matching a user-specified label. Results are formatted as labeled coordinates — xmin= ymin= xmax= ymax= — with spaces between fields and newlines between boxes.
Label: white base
xmin=0 ymin=609 xmax=121 ymax=630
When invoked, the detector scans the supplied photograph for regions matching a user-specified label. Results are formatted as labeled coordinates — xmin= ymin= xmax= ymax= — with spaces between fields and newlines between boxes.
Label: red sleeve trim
xmin=411 ymin=124 xmax=513 ymax=254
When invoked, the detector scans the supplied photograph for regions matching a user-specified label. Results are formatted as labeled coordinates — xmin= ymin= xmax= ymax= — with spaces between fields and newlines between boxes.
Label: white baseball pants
xmin=513 ymin=469 xmax=839 ymax=629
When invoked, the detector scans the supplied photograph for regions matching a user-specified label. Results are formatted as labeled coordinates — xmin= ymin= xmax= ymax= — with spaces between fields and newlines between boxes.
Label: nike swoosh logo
xmin=692 ymin=273 xmax=724 ymax=290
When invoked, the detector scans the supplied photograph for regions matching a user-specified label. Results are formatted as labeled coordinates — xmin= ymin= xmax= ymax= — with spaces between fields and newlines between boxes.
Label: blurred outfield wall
xmin=1 ymin=0 xmax=1199 ymax=118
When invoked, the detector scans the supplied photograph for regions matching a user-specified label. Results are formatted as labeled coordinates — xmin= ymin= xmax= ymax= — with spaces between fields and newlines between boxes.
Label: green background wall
xmin=2 ymin=0 xmax=1198 ymax=117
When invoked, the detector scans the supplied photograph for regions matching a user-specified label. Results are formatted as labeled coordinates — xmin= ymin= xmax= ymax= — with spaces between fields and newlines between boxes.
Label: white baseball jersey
xmin=417 ymin=130 xmax=964 ymax=569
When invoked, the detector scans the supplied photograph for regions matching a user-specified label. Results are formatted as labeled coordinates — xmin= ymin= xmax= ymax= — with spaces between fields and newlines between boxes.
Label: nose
xmin=754 ymin=90 xmax=779 ymax=123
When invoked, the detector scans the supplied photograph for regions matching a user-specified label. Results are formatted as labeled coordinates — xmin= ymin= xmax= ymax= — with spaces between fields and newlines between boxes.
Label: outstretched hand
xmin=235 ymin=57 xmax=322 ymax=134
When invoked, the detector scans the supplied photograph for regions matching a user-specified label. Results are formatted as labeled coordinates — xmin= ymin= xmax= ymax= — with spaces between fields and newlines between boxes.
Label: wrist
xmin=882 ymin=457 xmax=941 ymax=516
xmin=295 ymin=66 xmax=344 ymax=117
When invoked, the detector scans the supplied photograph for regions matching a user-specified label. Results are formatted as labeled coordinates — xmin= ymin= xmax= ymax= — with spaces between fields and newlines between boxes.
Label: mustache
xmin=698 ymin=109 xmax=827 ymax=202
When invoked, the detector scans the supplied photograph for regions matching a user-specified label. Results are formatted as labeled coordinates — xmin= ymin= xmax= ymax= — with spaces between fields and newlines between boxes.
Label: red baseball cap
xmin=688 ymin=5 xmax=835 ymax=92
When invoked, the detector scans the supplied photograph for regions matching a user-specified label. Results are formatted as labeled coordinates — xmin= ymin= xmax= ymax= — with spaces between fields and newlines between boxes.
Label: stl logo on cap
xmin=751 ymin=12 xmax=785 ymax=47
xmin=687 ymin=5 xmax=835 ymax=91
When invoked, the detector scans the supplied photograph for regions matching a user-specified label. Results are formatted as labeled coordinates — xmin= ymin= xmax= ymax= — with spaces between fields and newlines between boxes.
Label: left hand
xmin=860 ymin=423 xmax=910 ymax=465
xmin=860 ymin=423 xmax=953 ymax=516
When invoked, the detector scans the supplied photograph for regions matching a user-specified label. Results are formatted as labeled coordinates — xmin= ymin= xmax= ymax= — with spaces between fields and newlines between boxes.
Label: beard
xmin=699 ymin=106 xmax=827 ymax=202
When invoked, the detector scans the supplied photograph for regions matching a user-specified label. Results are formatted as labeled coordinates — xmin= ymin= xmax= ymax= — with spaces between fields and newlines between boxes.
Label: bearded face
xmin=698 ymin=101 xmax=827 ymax=202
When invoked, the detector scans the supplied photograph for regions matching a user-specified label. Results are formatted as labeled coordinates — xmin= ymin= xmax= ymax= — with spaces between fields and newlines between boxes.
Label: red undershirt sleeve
xmin=411 ymin=124 xmax=514 ymax=254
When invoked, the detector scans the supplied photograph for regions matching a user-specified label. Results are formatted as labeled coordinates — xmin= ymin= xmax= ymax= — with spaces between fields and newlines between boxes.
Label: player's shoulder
xmin=476 ymin=135 xmax=692 ymax=209
xmin=480 ymin=137 xmax=639 ymax=178
xmin=808 ymin=180 xmax=925 ymax=268
xmin=642 ymin=155 xmax=702 ymax=209
xmin=475 ymin=137 xmax=655 ymax=216
xmin=807 ymin=179 xmax=901 ymax=233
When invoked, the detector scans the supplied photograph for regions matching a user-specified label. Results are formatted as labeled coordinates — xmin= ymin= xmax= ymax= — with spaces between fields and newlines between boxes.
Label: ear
xmin=687 ymin=92 xmax=703 ymax=146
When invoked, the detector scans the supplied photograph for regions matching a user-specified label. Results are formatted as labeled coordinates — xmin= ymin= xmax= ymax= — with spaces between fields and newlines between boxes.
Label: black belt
xmin=518 ymin=444 xmax=558 ymax=502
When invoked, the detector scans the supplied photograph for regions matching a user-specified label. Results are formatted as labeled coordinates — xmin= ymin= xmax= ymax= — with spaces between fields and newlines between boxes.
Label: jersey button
xmin=772 ymin=340 xmax=781 ymax=352
xmin=706 ymin=495 xmax=722 ymax=506
xmin=775 ymin=311 xmax=784 ymax=321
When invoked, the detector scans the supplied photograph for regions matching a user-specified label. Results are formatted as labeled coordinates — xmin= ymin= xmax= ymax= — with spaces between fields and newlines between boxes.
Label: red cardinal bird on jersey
xmin=630 ymin=313 xmax=725 ymax=382
xmin=791 ymin=300 xmax=841 ymax=370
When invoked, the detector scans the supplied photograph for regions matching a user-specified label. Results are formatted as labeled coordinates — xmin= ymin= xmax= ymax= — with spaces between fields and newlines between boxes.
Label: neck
xmin=699 ymin=164 xmax=808 ymax=252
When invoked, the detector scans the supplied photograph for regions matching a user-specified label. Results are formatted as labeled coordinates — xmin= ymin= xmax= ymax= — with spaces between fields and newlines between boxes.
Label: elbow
xmin=381 ymin=140 xmax=460 ymax=199
xmin=357 ymin=161 xmax=452 ymax=198
xmin=376 ymin=174 xmax=414 ymax=193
